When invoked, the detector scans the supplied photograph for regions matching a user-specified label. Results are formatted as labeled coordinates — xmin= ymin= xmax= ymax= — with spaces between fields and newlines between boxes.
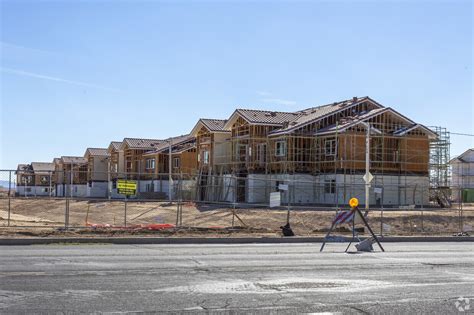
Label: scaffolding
xmin=428 ymin=126 xmax=451 ymax=207
xmin=429 ymin=126 xmax=451 ymax=188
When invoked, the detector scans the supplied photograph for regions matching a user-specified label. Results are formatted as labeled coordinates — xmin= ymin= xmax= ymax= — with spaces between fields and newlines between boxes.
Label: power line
xmin=450 ymin=132 xmax=474 ymax=137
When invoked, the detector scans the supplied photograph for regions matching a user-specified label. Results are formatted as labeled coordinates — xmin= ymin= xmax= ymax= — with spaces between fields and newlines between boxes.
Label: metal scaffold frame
xmin=428 ymin=126 xmax=451 ymax=207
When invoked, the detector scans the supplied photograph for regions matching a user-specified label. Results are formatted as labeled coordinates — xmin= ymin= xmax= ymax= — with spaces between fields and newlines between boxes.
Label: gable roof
xmin=31 ymin=162 xmax=55 ymax=174
xmin=171 ymin=142 xmax=196 ymax=154
xmin=85 ymin=148 xmax=110 ymax=157
xmin=270 ymin=97 xmax=380 ymax=135
xmin=222 ymin=97 xmax=381 ymax=134
xmin=201 ymin=119 xmax=228 ymax=132
xmin=108 ymin=141 xmax=122 ymax=151
xmin=143 ymin=134 xmax=195 ymax=155
xmin=450 ymin=148 xmax=474 ymax=164
xmin=121 ymin=138 xmax=164 ymax=150
xmin=393 ymin=124 xmax=437 ymax=138
xmin=15 ymin=164 xmax=33 ymax=175
xmin=16 ymin=164 xmax=32 ymax=172
xmin=309 ymin=107 xmax=438 ymax=139
xmin=313 ymin=107 xmax=387 ymax=135
xmin=190 ymin=118 xmax=230 ymax=136
xmin=223 ymin=109 xmax=301 ymax=129
xmin=61 ymin=156 xmax=88 ymax=164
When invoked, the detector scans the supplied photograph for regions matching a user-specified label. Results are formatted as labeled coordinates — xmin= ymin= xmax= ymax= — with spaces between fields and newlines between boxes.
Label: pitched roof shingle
xmin=234 ymin=109 xmax=301 ymax=126
xmin=16 ymin=164 xmax=32 ymax=172
xmin=85 ymin=148 xmax=110 ymax=157
xmin=109 ymin=141 xmax=122 ymax=151
xmin=122 ymin=138 xmax=164 ymax=150
xmin=31 ymin=162 xmax=55 ymax=173
xmin=61 ymin=156 xmax=88 ymax=164
xmin=144 ymin=134 xmax=195 ymax=154
xmin=270 ymin=97 xmax=372 ymax=135
xmin=200 ymin=119 xmax=229 ymax=132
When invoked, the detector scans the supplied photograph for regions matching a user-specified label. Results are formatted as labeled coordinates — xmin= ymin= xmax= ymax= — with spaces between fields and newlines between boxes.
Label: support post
xmin=365 ymin=125 xmax=370 ymax=211
xmin=320 ymin=220 xmax=336 ymax=252
xmin=168 ymin=138 xmax=172 ymax=203
xmin=421 ymin=185 xmax=424 ymax=232
xmin=107 ymin=158 xmax=111 ymax=200
xmin=8 ymin=170 xmax=11 ymax=227
xmin=70 ymin=164 xmax=74 ymax=198
xmin=124 ymin=196 xmax=128 ymax=227
xmin=380 ymin=207 xmax=384 ymax=237
xmin=49 ymin=170 xmax=52 ymax=198
xmin=64 ymin=198 xmax=69 ymax=230
xmin=286 ymin=185 xmax=291 ymax=225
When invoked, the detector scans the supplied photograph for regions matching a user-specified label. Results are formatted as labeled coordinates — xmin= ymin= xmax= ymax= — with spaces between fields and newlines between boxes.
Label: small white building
xmin=450 ymin=148 xmax=474 ymax=202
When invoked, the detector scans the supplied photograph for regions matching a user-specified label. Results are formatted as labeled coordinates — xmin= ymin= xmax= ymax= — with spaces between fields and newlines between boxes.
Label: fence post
xmin=421 ymin=185 xmax=424 ymax=232
xmin=286 ymin=179 xmax=291 ymax=225
xmin=180 ymin=174 xmax=183 ymax=226
xmin=8 ymin=170 xmax=11 ymax=227
xmin=459 ymin=189 xmax=463 ymax=234
xmin=380 ymin=206 xmax=383 ymax=237
xmin=49 ymin=170 xmax=52 ymax=198
xmin=64 ymin=198 xmax=69 ymax=230
xmin=124 ymin=197 xmax=128 ymax=227
xmin=175 ymin=173 xmax=182 ymax=227
xmin=232 ymin=175 xmax=237 ymax=227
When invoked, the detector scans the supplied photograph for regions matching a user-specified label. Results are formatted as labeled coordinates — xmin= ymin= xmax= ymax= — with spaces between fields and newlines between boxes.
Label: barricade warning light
xmin=349 ymin=197 xmax=359 ymax=208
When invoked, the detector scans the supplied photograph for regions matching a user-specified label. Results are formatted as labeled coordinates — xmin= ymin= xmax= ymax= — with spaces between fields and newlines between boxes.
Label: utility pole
xmin=365 ymin=124 xmax=371 ymax=210
xmin=360 ymin=122 xmax=378 ymax=210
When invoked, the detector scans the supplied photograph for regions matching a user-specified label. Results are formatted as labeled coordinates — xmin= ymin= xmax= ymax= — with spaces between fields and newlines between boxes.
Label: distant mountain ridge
xmin=0 ymin=180 xmax=16 ymax=189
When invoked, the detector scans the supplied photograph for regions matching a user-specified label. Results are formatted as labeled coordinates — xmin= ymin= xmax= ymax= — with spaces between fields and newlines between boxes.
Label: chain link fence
xmin=1 ymin=169 xmax=473 ymax=236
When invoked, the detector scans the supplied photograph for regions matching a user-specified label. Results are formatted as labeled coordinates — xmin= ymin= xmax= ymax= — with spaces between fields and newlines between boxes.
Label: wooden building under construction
xmin=198 ymin=96 xmax=437 ymax=206
xmin=15 ymin=96 xmax=439 ymax=206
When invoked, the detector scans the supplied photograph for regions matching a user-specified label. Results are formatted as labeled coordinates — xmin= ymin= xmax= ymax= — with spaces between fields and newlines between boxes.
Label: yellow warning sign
xmin=117 ymin=180 xmax=137 ymax=196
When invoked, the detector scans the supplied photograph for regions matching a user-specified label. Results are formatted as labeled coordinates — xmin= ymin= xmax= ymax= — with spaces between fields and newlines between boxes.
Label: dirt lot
xmin=0 ymin=197 xmax=473 ymax=238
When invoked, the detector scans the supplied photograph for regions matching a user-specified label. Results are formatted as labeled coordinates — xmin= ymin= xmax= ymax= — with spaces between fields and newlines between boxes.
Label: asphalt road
xmin=1 ymin=242 xmax=473 ymax=314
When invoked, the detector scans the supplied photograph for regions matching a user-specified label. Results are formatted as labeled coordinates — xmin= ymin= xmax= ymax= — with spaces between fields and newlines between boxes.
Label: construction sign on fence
xmin=269 ymin=192 xmax=281 ymax=208
xmin=117 ymin=180 xmax=137 ymax=196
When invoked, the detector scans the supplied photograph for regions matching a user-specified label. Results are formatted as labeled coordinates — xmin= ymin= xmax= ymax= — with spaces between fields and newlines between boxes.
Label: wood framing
xmin=120 ymin=138 xmax=164 ymax=179
xmin=84 ymin=148 xmax=110 ymax=182
xmin=141 ymin=134 xmax=198 ymax=178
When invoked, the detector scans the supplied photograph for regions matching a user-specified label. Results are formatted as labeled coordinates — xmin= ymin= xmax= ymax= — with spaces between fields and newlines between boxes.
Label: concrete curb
xmin=0 ymin=236 xmax=473 ymax=246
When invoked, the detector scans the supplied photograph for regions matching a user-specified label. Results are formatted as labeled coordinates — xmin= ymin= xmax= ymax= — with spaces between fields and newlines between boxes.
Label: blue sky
xmin=1 ymin=0 xmax=472 ymax=170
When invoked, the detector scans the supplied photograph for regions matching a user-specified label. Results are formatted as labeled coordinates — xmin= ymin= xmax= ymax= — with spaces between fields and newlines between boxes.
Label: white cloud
xmin=0 ymin=67 xmax=119 ymax=92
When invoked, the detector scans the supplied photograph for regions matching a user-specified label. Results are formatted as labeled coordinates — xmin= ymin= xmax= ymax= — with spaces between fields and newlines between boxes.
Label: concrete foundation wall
xmin=247 ymin=174 xmax=316 ymax=204
xmin=55 ymin=184 xmax=87 ymax=197
xmin=245 ymin=173 xmax=430 ymax=206
xmin=16 ymin=186 xmax=53 ymax=197
xmin=87 ymin=182 xmax=108 ymax=198
xmin=135 ymin=179 xmax=196 ymax=200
